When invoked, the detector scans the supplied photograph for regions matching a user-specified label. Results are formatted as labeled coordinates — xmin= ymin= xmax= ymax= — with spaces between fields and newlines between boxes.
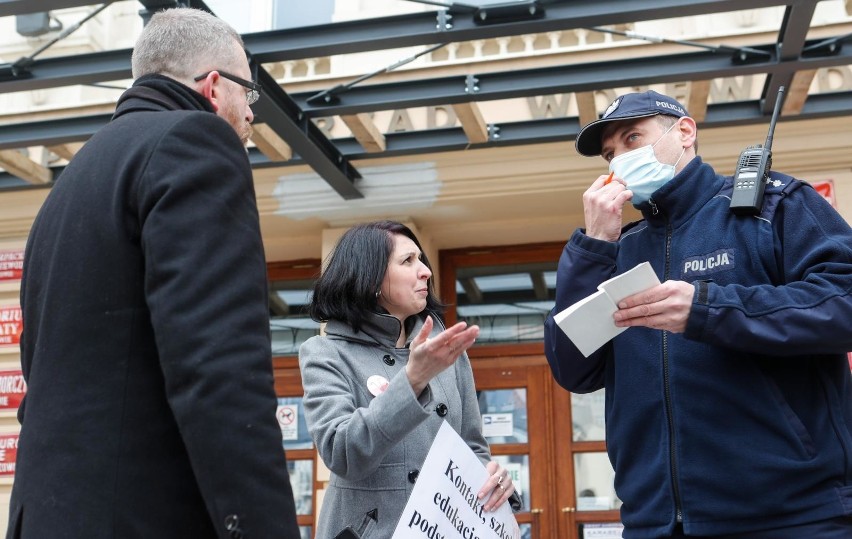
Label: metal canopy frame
xmin=292 ymin=43 xmax=852 ymax=117
xmin=0 ymin=0 xmax=100 ymax=18
xmin=0 ymin=0 xmax=846 ymax=190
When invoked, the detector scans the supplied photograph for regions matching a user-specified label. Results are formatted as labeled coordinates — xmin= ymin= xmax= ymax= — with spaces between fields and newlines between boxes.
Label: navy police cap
xmin=575 ymin=90 xmax=689 ymax=157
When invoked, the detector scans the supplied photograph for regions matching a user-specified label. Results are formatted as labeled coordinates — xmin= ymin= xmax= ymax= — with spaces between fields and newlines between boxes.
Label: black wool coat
xmin=8 ymin=75 xmax=300 ymax=539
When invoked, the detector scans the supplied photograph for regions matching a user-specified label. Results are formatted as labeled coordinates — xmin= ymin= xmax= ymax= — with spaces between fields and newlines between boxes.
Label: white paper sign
xmin=276 ymin=404 xmax=299 ymax=441
xmin=393 ymin=421 xmax=520 ymax=539
xmin=582 ymin=522 xmax=624 ymax=538
xmin=482 ymin=413 xmax=513 ymax=438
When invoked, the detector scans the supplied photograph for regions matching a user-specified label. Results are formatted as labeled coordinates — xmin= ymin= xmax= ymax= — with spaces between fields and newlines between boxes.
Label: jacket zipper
xmin=660 ymin=210 xmax=684 ymax=523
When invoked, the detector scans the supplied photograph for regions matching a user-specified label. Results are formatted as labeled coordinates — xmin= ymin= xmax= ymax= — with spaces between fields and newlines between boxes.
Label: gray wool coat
xmin=299 ymin=311 xmax=491 ymax=539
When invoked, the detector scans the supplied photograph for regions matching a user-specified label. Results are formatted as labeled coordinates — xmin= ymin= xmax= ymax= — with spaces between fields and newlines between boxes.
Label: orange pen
xmin=603 ymin=171 xmax=614 ymax=185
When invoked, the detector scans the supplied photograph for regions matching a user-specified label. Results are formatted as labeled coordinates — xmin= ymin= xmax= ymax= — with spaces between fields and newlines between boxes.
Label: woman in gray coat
xmin=300 ymin=220 xmax=517 ymax=538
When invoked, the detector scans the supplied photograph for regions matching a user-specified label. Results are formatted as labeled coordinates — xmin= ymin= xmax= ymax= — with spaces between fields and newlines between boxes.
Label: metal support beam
xmin=0 ymin=48 xmax=131 ymax=93
xmin=294 ymin=38 xmax=852 ymax=117
xmin=0 ymin=114 xmax=110 ymax=150
xmin=243 ymin=0 xmax=800 ymax=63
xmin=136 ymin=1 xmax=214 ymax=23
xmin=0 ymin=0 xmax=96 ymax=18
xmin=0 ymin=1 xmax=825 ymax=95
xmin=251 ymin=68 xmax=363 ymax=199
xmin=136 ymin=0 xmax=189 ymax=11
xmin=5 ymin=37 xmax=852 ymax=162
xmin=248 ymin=90 xmax=852 ymax=164
xmin=762 ymin=1 xmax=818 ymax=114
xmin=5 ymin=89 xmax=852 ymax=191
xmin=0 ymin=1 xmax=205 ymax=92
xmin=3 ymin=34 xmax=852 ymax=157
xmin=0 ymin=172 xmax=61 ymax=189
xmin=0 ymin=1 xmax=822 ymax=95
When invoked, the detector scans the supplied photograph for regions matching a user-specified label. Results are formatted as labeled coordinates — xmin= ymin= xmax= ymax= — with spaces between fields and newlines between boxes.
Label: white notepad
xmin=553 ymin=261 xmax=660 ymax=357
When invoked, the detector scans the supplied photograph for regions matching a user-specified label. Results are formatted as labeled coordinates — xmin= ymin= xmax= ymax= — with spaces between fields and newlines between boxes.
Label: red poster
xmin=812 ymin=180 xmax=836 ymax=207
xmin=0 ymin=250 xmax=23 ymax=282
xmin=0 ymin=371 xmax=26 ymax=410
xmin=0 ymin=306 xmax=23 ymax=346
xmin=0 ymin=434 xmax=18 ymax=476
xmin=848 ymin=352 xmax=852 ymax=371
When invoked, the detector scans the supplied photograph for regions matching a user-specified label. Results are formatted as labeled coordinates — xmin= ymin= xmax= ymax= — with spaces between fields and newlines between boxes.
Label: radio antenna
xmin=764 ymin=86 xmax=785 ymax=151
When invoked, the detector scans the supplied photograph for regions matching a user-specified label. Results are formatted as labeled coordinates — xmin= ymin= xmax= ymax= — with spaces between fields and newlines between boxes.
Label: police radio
xmin=729 ymin=86 xmax=785 ymax=215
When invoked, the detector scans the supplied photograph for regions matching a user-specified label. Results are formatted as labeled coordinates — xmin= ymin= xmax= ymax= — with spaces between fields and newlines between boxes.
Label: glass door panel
xmin=471 ymin=358 xmax=556 ymax=539
xmin=571 ymin=390 xmax=606 ymax=442
xmin=553 ymin=386 xmax=622 ymax=538
xmin=287 ymin=459 xmax=315 ymax=515
xmin=573 ymin=453 xmax=620 ymax=511
xmin=277 ymin=396 xmax=314 ymax=450
xmin=479 ymin=388 xmax=529 ymax=444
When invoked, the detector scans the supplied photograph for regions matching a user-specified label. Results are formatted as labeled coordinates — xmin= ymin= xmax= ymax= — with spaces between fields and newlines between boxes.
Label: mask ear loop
xmin=672 ymin=146 xmax=686 ymax=169
xmin=651 ymin=118 xmax=680 ymax=149
xmin=652 ymin=118 xmax=687 ymax=169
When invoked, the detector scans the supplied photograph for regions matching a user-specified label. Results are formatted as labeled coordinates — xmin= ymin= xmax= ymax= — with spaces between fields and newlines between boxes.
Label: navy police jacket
xmin=544 ymin=157 xmax=852 ymax=538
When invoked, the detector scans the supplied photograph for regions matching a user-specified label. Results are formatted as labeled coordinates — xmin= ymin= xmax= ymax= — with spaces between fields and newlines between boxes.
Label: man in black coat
xmin=7 ymin=8 xmax=300 ymax=538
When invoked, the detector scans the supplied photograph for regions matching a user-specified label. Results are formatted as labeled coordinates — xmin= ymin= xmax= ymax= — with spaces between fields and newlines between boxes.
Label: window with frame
xmin=268 ymin=260 xmax=321 ymax=357
xmin=439 ymin=242 xmax=562 ymax=350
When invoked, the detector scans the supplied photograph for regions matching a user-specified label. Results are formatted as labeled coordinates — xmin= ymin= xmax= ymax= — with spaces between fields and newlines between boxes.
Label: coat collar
xmin=112 ymin=74 xmax=215 ymax=120
xmin=324 ymin=311 xmax=429 ymax=349
xmin=636 ymin=156 xmax=725 ymax=229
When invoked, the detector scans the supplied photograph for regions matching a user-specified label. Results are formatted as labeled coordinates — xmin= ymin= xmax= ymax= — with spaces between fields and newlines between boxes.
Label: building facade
xmin=1 ymin=1 xmax=851 ymax=537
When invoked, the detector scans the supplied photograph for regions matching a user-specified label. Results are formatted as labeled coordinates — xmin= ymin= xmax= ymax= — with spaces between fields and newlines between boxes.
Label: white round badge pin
xmin=367 ymin=375 xmax=390 ymax=397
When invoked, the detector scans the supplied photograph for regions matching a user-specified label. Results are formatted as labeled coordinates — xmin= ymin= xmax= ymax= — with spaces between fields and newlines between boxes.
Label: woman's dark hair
xmin=308 ymin=220 xmax=444 ymax=331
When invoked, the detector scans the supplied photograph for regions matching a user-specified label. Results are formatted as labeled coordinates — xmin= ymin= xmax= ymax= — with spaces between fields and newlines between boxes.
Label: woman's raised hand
xmin=406 ymin=316 xmax=480 ymax=395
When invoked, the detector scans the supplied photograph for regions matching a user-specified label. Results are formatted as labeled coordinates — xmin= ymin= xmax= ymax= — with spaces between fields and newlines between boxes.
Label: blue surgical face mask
xmin=608 ymin=121 xmax=685 ymax=207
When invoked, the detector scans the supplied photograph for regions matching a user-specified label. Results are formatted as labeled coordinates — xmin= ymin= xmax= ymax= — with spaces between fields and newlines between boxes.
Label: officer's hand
xmin=583 ymin=173 xmax=633 ymax=242
xmin=613 ymin=280 xmax=695 ymax=333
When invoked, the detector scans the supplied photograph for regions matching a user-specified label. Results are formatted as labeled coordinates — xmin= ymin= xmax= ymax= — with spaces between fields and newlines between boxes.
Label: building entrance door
xmin=439 ymin=242 xmax=622 ymax=539
xmin=470 ymin=356 xmax=556 ymax=539
xmin=471 ymin=355 xmax=620 ymax=539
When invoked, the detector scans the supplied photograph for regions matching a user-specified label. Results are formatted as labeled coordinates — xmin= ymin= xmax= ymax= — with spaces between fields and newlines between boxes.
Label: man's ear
xmin=195 ymin=72 xmax=221 ymax=112
xmin=678 ymin=116 xmax=697 ymax=149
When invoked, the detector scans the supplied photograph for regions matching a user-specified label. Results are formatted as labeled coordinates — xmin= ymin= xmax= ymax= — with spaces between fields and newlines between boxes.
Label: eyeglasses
xmin=193 ymin=70 xmax=261 ymax=105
